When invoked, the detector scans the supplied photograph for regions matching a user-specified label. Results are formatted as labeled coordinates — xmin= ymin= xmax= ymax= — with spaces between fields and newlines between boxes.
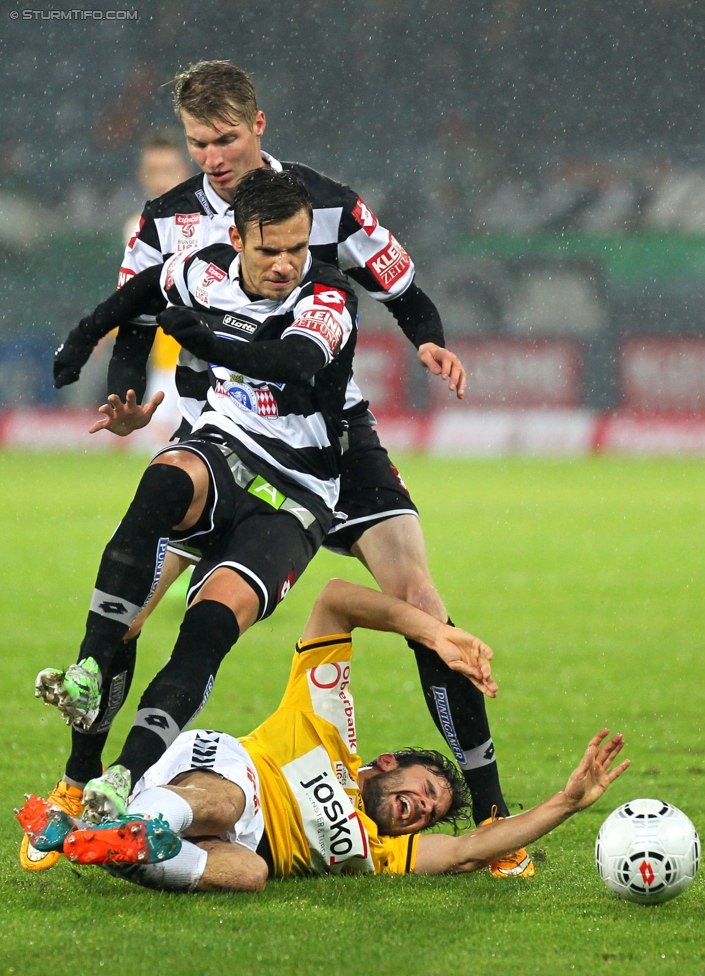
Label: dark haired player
xmin=20 ymin=581 xmax=628 ymax=892
xmin=49 ymin=60 xmax=526 ymax=876
xmin=35 ymin=169 xmax=365 ymax=822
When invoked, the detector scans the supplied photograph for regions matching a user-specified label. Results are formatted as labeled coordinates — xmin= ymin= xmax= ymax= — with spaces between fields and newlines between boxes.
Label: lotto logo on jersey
xmin=367 ymin=234 xmax=411 ymax=289
xmin=352 ymin=197 xmax=378 ymax=236
xmin=294 ymin=309 xmax=343 ymax=355
xmin=307 ymin=661 xmax=357 ymax=752
xmin=313 ymin=283 xmax=347 ymax=314
xmin=126 ymin=217 xmax=144 ymax=250
xmin=175 ymin=213 xmax=201 ymax=251
xmin=117 ymin=266 xmax=136 ymax=288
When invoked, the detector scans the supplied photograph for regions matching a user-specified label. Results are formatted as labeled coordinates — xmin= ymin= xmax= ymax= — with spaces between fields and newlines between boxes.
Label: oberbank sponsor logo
xmin=431 ymin=686 xmax=466 ymax=764
xmin=282 ymin=746 xmax=372 ymax=873
xmin=307 ymin=661 xmax=356 ymax=752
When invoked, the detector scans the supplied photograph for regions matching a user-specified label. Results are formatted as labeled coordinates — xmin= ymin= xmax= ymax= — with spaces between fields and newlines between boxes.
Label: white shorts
xmin=131 ymin=729 xmax=264 ymax=853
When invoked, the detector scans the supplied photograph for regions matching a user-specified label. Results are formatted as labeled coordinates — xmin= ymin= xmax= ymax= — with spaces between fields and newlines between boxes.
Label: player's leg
xmin=35 ymin=447 xmax=210 ymax=728
xmin=329 ymin=423 xmax=512 ymax=829
xmin=83 ymin=472 xmax=324 ymax=819
xmin=352 ymin=514 xmax=510 ymax=824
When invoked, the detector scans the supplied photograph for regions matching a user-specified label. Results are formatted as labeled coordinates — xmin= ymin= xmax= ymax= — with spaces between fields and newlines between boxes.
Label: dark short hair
xmin=141 ymin=131 xmax=186 ymax=154
xmin=171 ymin=60 xmax=258 ymax=128
xmin=367 ymin=748 xmax=471 ymax=831
xmin=232 ymin=168 xmax=313 ymax=240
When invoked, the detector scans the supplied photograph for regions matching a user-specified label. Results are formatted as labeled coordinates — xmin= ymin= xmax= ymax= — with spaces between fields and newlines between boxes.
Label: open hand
xmin=433 ymin=625 xmax=497 ymax=697
xmin=563 ymin=729 xmax=630 ymax=812
xmin=88 ymin=389 xmax=165 ymax=436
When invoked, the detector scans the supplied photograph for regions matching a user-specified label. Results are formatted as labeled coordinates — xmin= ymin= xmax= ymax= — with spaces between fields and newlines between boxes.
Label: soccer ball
xmin=595 ymin=798 xmax=700 ymax=904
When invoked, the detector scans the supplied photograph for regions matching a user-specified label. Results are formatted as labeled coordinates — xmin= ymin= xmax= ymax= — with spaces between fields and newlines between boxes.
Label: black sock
xmin=64 ymin=636 xmax=139 ymax=784
xmin=79 ymin=463 xmax=194 ymax=676
xmin=409 ymin=626 xmax=510 ymax=824
xmin=112 ymin=600 xmax=240 ymax=784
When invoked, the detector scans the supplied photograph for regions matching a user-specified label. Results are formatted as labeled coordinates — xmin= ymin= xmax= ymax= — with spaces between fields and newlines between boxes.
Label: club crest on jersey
xmin=313 ymin=283 xmax=347 ymax=314
xmin=175 ymin=213 xmax=202 ymax=252
xmin=352 ymin=197 xmax=379 ymax=237
xmin=214 ymin=378 xmax=279 ymax=416
xmin=194 ymin=262 xmax=227 ymax=307
xmin=367 ymin=234 xmax=411 ymax=290
xmin=293 ymin=309 xmax=343 ymax=355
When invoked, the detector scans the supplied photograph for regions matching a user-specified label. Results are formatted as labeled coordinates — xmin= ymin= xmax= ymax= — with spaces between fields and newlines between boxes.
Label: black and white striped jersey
xmin=161 ymin=244 xmax=358 ymax=529
xmin=120 ymin=152 xmax=421 ymax=417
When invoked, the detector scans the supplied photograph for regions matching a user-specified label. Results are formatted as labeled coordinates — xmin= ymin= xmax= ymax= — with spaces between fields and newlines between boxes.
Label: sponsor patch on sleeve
xmin=292 ymin=308 xmax=343 ymax=356
xmin=163 ymin=254 xmax=181 ymax=294
xmin=117 ymin=266 xmax=136 ymax=289
xmin=366 ymin=234 xmax=411 ymax=290
xmin=127 ymin=217 xmax=145 ymax=250
xmin=352 ymin=197 xmax=379 ymax=237
xmin=194 ymin=262 xmax=227 ymax=307
xmin=313 ymin=283 xmax=347 ymax=314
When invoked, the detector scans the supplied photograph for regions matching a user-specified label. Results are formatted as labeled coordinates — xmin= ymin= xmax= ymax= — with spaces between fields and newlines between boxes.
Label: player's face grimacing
xmin=361 ymin=762 xmax=453 ymax=836
xmin=181 ymin=109 xmax=266 ymax=201
xmin=229 ymin=210 xmax=312 ymax=301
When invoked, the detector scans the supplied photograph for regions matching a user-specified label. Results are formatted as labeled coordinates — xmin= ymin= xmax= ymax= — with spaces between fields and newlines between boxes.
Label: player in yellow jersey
xmin=17 ymin=580 xmax=628 ymax=891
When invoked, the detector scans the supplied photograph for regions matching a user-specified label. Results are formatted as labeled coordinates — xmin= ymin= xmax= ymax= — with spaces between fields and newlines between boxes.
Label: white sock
xmin=126 ymin=786 xmax=194 ymax=833
xmin=140 ymin=840 xmax=207 ymax=891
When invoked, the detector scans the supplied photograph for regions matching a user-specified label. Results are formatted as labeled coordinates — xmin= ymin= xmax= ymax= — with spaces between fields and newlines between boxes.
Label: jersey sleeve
xmin=282 ymin=283 xmax=356 ymax=365
xmin=159 ymin=251 xmax=195 ymax=308
xmin=334 ymin=187 xmax=415 ymax=302
xmin=118 ymin=199 xmax=166 ymax=287
xmin=369 ymin=831 xmax=418 ymax=875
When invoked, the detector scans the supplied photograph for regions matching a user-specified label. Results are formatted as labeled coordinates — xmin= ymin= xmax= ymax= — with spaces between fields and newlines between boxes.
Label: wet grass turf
xmin=1 ymin=450 xmax=703 ymax=975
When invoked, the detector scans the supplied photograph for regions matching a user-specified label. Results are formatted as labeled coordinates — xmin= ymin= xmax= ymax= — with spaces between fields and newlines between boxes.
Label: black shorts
xmin=154 ymin=440 xmax=324 ymax=620
xmin=324 ymin=421 xmax=419 ymax=557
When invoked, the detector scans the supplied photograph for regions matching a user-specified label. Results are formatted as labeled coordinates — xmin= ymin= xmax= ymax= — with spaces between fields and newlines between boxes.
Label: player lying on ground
xmin=48 ymin=61 xmax=517 ymax=866
xmin=18 ymin=580 xmax=628 ymax=891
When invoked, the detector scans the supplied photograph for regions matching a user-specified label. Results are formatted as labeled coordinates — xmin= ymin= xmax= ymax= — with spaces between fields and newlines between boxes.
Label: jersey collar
xmin=200 ymin=174 xmax=234 ymax=217
xmin=261 ymin=151 xmax=283 ymax=172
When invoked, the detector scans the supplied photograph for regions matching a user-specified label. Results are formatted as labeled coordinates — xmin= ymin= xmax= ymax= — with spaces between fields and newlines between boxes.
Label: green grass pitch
xmin=1 ymin=450 xmax=703 ymax=975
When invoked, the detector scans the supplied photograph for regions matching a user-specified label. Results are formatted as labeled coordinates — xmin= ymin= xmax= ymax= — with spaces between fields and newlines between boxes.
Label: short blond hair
xmin=172 ymin=60 xmax=258 ymax=129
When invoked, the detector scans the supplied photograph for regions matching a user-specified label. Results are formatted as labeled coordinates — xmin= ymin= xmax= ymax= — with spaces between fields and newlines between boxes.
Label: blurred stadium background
xmin=2 ymin=0 xmax=705 ymax=454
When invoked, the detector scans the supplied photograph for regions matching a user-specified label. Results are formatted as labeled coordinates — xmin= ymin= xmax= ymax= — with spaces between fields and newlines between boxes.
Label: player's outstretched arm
xmin=301 ymin=579 xmax=496 ymax=697
xmin=417 ymin=342 xmax=466 ymax=399
xmin=413 ymin=730 xmax=630 ymax=875
xmin=88 ymin=389 xmax=165 ymax=436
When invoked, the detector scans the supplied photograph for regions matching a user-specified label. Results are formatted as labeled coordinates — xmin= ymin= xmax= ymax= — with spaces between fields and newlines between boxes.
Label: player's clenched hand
xmin=53 ymin=317 xmax=98 ymax=388
xmin=417 ymin=343 xmax=466 ymax=399
xmin=562 ymin=730 xmax=630 ymax=812
xmin=157 ymin=306 xmax=215 ymax=360
xmin=433 ymin=626 xmax=497 ymax=697
xmin=88 ymin=389 xmax=165 ymax=436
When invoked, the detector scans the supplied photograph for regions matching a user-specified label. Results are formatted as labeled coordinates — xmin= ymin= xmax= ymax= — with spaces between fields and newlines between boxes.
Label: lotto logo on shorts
xmin=352 ymin=197 xmax=378 ymax=236
xmin=294 ymin=309 xmax=343 ymax=355
xmin=278 ymin=570 xmax=296 ymax=603
xmin=117 ymin=267 xmax=136 ymax=288
xmin=313 ymin=284 xmax=347 ymax=314
xmin=367 ymin=234 xmax=411 ymax=289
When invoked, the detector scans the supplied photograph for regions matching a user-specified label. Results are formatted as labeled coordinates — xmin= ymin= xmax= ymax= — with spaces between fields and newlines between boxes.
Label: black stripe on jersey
xmin=404 ymin=833 xmax=418 ymax=874
xmin=295 ymin=636 xmax=352 ymax=654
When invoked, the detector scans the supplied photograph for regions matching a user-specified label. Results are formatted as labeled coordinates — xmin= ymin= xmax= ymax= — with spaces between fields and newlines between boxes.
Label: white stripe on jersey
xmin=309 ymin=207 xmax=344 ymax=246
